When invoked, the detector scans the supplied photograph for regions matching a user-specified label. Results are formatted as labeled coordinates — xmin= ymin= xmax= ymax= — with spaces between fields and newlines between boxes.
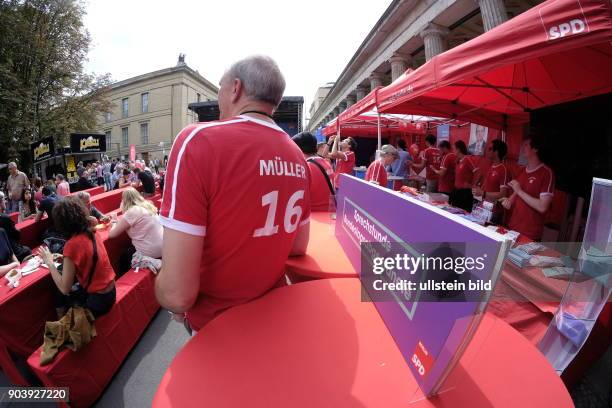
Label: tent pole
xmin=377 ymin=113 xmax=381 ymax=150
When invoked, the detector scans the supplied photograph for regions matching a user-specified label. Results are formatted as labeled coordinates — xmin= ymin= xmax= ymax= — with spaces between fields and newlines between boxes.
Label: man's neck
xmin=232 ymin=101 xmax=275 ymax=123
xmin=491 ymin=158 xmax=502 ymax=165
xmin=526 ymin=157 xmax=541 ymax=170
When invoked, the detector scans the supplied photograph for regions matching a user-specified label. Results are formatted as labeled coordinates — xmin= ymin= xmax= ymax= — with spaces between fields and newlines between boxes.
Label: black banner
xmin=30 ymin=137 xmax=54 ymax=162
xmin=70 ymin=133 xmax=106 ymax=153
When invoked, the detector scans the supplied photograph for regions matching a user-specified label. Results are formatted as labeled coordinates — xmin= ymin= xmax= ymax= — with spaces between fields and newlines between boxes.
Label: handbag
xmin=43 ymin=237 xmax=66 ymax=255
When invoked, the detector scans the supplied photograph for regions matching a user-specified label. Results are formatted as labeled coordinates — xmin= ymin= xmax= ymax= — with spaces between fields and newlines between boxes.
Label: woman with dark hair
xmin=37 ymin=196 xmax=116 ymax=317
xmin=292 ymin=132 xmax=335 ymax=212
xmin=32 ymin=177 xmax=44 ymax=203
xmin=450 ymin=140 xmax=478 ymax=212
xmin=118 ymin=168 xmax=132 ymax=188
xmin=18 ymin=189 xmax=37 ymax=222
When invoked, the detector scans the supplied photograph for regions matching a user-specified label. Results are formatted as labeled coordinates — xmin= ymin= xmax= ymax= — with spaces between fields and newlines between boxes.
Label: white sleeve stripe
xmin=540 ymin=192 xmax=554 ymax=197
xmin=160 ymin=216 xmax=206 ymax=237
xmin=299 ymin=218 xmax=310 ymax=227
xmin=169 ymin=119 xmax=247 ymax=219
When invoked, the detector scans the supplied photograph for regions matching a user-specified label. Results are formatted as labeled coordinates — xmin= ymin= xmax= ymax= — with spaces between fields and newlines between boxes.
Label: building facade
xmin=308 ymin=0 xmax=541 ymax=131
xmin=97 ymin=57 xmax=218 ymax=161
xmin=307 ymin=83 xmax=334 ymax=124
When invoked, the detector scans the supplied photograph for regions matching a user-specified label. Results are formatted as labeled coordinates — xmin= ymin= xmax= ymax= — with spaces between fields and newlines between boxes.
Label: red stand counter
xmin=153 ymin=278 xmax=572 ymax=408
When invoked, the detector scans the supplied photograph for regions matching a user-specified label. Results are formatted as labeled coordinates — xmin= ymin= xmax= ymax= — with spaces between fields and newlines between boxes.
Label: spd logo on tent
xmin=539 ymin=0 xmax=590 ymax=41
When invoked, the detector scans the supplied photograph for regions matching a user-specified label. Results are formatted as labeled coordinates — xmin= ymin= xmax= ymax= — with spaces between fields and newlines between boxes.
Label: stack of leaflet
xmin=507 ymin=247 xmax=532 ymax=268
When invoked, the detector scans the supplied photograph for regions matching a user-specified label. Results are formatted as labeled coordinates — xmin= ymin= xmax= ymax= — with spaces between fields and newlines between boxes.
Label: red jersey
xmin=365 ymin=160 xmax=388 ymax=187
xmin=509 ymin=164 xmax=555 ymax=240
xmin=334 ymin=150 xmax=355 ymax=188
xmin=306 ymin=156 xmax=334 ymax=212
xmin=455 ymin=156 xmax=479 ymax=189
xmin=422 ymin=147 xmax=442 ymax=180
xmin=438 ymin=152 xmax=456 ymax=193
xmin=63 ymin=232 xmax=115 ymax=293
xmin=482 ymin=162 xmax=509 ymax=195
xmin=160 ymin=115 xmax=311 ymax=330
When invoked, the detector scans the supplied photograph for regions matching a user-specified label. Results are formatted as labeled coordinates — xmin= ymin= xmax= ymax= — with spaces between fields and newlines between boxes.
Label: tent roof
xmin=377 ymin=0 xmax=612 ymax=128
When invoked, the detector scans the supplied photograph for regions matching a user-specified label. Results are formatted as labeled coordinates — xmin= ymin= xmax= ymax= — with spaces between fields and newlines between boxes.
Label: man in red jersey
xmin=473 ymin=139 xmax=509 ymax=223
xmin=156 ymin=56 xmax=311 ymax=332
xmin=365 ymin=145 xmax=398 ymax=187
xmin=501 ymin=135 xmax=554 ymax=240
xmin=413 ymin=134 xmax=441 ymax=192
xmin=328 ymin=135 xmax=357 ymax=190
xmin=431 ymin=141 xmax=455 ymax=195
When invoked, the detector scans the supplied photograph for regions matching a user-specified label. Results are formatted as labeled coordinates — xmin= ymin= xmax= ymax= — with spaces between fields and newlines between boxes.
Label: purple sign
xmin=335 ymin=175 xmax=510 ymax=396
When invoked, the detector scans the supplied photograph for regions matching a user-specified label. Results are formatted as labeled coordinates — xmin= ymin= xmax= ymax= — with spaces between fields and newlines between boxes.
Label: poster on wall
xmin=70 ymin=133 xmax=106 ymax=153
xmin=30 ymin=137 xmax=54 ymax=163
xmin=468 ymin=124 xmax=488 ymax=156
xmin=437 ymin=124 xmax=450 ymax=144
xmin=335 ymin=175 xmax=509 ymax=396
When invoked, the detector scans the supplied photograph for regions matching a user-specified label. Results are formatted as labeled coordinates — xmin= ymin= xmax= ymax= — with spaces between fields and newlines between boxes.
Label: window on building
xmin=105 ymin=111 xmax=111 ymax=122
xmin=122 ymin=98 xmax=129 ymax=118
xmin=140 ymin=123 xmax=149 ymax=145
xmin=197 ymin=93 xmax=201 ymax=102
xmin=105 ymin=130 xmax=112 ymax=150
xmin=141 ymin=92 xmax=149 ymax=113
xmin=122 ymin=127 xmax=129 ymax=146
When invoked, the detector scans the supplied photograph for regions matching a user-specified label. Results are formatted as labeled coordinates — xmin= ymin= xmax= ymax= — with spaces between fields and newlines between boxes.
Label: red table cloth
xmin=153 ymin=278 xmax=572 ymax=408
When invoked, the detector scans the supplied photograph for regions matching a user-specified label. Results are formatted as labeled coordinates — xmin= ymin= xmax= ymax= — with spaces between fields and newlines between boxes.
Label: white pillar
xmin=355 ymin=86 xmax=368 ymax=101
xmin=389 ymin=54 xmax=411 ymax=81
xmin=478 ymin=0 xmax=508 ymax=32
xmin=338 ymin=102 xmax=347 ymax=113
xmin=345 ymin=95 xmax=356 ymax=108
xmin=369 ymin=72 xmax=384 ymax=91
xmin=420 ymin=23 xmax=449 ymax=61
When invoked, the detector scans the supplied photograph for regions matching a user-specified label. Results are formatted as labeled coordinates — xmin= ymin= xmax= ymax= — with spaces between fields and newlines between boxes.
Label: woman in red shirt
xmin=38 ymin=196 xmax=116 ymax=318
xmin=450 ymin=140 xmax=479 ymax=213
xmin=365 ymin=145 xmax=399 ymax=187
xmin=328 ymin=135 xmax=357 ymax=190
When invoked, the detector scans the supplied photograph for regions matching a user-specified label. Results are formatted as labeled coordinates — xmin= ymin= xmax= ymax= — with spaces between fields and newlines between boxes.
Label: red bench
xmin=16 ymin=217 xmax=51 ymax=250
xmin=27 ymin=269 xmax=160 ymax=408
xmin=68 ymin=185 xmax=105 ymax=198
xmin=8 ymin=212 xmax=19 ymax=223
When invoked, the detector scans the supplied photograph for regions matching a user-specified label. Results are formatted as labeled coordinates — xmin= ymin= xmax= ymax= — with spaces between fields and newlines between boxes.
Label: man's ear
xmin=230 ymin=78 xmax=242 ymax=104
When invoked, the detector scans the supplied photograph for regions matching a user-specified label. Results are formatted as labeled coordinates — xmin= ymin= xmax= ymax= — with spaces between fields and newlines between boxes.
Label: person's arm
xmin=156 ymin=228 xmax=204 ymax=312
xmin=38 ymin=246 xmax=76 ymax=295
xmin=507 ymin=180 xmax=553 ymax=214
xmin=289 ymin=222 xmax=310 ymax=256
xmin=483 ymin=186 xmax=508 ymax=202
xmin=0 ymin=254 xmax=20 ymax=277
xmin=108 ymin=216 xmax=130 ymax=238
xmin=35 ymin=208 xmax=44 ymax=222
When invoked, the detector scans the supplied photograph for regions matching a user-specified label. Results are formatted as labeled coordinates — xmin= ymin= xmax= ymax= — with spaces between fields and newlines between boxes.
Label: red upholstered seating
xmin=16 ymin=217 xmax=51 ymax=249
xmin=27 ymin=269 xmax=160 ymax=408
xmin=68 ymin=185 xmax=105 ymax=198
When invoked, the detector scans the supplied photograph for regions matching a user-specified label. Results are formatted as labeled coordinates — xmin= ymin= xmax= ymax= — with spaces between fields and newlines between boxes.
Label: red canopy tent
xmin=337 ymin=86 xmax=382 ymax=124
xmin=322 ymin=114 xmax=426 ymax=138
xmin=377 ymin=0 xmax=612 ymax=129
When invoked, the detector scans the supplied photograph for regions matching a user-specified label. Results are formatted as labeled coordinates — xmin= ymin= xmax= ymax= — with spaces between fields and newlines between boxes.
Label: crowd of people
xmin=0 ymin=54 xmax=556 ymax=338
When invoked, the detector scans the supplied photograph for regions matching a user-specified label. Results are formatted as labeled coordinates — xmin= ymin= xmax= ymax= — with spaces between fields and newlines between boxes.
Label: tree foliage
xmin=0 ymin=0 xmax=111 ymax=163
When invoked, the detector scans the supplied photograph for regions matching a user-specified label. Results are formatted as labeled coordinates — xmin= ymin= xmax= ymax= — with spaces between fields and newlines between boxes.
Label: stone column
xmin=420 ymin=23 xmax=449 ymax=61
xmin=355 ymin=85 xmax=368 ymax=101
xmin=334 ymin=107 xmax=341 ymax=116
xmin=345 ymin=95 xmax=356 ymax=108
xmin=389 ymin=54 xmax=411 ymax=81
xmin=478 ymin=0 xmax=508 ymax=32
xmin=369 ymin=72 xmax=384 ymax=91
xmin=338 ymin=102 xmax=347 ymax=113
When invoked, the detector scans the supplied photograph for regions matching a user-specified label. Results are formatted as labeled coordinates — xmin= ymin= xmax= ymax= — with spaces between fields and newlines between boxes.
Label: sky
xmin=83 ymin=0 xmax=391 ymax=123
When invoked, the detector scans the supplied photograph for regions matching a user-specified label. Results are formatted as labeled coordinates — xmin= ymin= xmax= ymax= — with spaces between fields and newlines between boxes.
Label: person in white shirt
xmin=108 ymin=187 xmax=162 ymax=259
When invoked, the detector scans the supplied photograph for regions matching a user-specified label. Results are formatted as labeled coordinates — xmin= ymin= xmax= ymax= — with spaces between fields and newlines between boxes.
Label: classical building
xmin=97 ymin=55 xmax=218 ymax=161
xmin=307 ymin=83 xmax=334 ymax=125
xmin=308 ymin=0 xmax=541 ymax=131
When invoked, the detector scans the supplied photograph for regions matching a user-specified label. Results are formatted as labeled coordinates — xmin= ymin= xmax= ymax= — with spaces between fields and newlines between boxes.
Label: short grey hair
xmin=8 ymin=162 xmax=16 ymax=168
xmin=224 ymin=55 xmax=285 ymax=107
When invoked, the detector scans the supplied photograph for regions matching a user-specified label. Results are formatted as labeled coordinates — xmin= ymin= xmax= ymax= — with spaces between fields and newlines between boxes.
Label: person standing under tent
xmin=451 ymin=140 xmax=479 ymax=212
xmin=389 ymin=139 xmax=411 ymax=179
xmin=328 ymin=135 xmax=357 ymax=191
xmin=501 ymin=134 xmax=554 ymax=241
xmin=156 ymin=55 xmax=310 ymax=333
xmin=432 ymin=140 xmax=456 ymax=196
xmin=412 ymin=135 xmax=441 ymax=192
xmin=365 ymin=145 xmax=398 ymax=188
xmin=473 ymin=139 xmax=510 ymax=224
